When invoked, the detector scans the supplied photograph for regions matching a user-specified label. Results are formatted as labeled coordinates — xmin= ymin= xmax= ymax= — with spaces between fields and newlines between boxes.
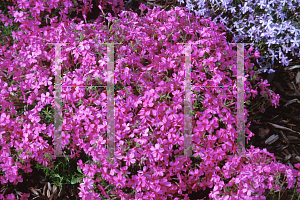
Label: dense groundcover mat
xmin=178 ymin=0 xmax=300 ymax=74
xmin=1 ymin=0 xmax=300 ymax=199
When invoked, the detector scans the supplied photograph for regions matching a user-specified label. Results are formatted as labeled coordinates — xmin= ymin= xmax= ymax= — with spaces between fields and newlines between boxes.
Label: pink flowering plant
xmin=0 ymin=0 xmax=300 ymax=199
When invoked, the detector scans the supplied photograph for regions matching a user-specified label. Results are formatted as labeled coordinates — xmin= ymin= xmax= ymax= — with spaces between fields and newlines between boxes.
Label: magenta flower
xmin=0 ymin=113 xmax=10 ymax=125
xmin=6 ymin=193 xmax=16 ymax=200
xmin=40 ymin=92 xmax=51 ymax=104
xmin=143 ymin=97 xmax=154 ymax=108
xmin=253 ymin=50 xmax=260 ymax=58
xmin=123 ymin=152 xmax=136 ymax=167
xmin=199 ymin=110 xmax=212 ymax=121
xmin=33 ymin=1 xmax=45 ymax=14
xmin=166 ymin=108 xmax=178 ymax=121
xmin=80 ymin=177 xmax=94 ymax=191
xmin=13 ymin=11 xmax=24 ymax=23
xmin=248 ymin=46 xmax=254 ymax=52
xmin=18 ymin=0 xmax=29 ymax=10
xmin=31 ymin=81 xmax=40 ymax=94
xmin=150 ymin=143 xmax=164 ymax=161
xmin=61 ymin=131 xmax=70 ymax=146
xmin=214 ymin=148 xmax=226 ymax=161
xmin=83 ymin=163 xmax=96 ymax=178
xmin=114 ymin=173 xmax=126 ymax=188
xmin=83 ymin=122 xmax=95 ymax=134
xmin=23 ymin=163 xmax=32 ymax=173
xmin=20 ymin=193 xmax=30 ymax=200
xmin=210 ymin=117 xmax=219 ymax=130
xmin=133 ymin=173 xmax=147 ymax=192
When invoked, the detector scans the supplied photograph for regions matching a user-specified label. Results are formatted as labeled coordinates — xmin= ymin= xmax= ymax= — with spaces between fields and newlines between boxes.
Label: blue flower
xmin=268 ymin=0 xmax=276 ymax=7
xmin=268 ymin=68 xmax=275 ymax=73
xmin=262 ymin=27 xmax=275 ymax=38
xmin=186 ymin=1 xmax=195 ymax=11
xmin=284 ymin=34 xmax=292 ymax=43
xmin=282 ymin=45 xmax=292 ymax=53
xmin=233 ymin=21 xmax=239 ymax=29
xmin=287 ymin=1 xmax=296 ymax=11
xmin=257 ymin=0 xmax=268 ymax=9
xmin=276 ymin=24 xmax=285 ymax=35
xmin=279 ymin=55 xmax=292 ymax=66
xmin=291 ymin=36 xmax=300 ymax=48
xmin=195 ymin=9 xmax=205 ymax=16
xmin=268 ymin=49 xmax=278 ymax=61
xmin=240 ymin=2 xmax=250 ymax=14
xmin=266 ymin=38 xmax=276 ymax=47
xmin=228 ymin=6 xmax=236 ymax=14
xmin=196 ymin=1 xmax=206 ymax=8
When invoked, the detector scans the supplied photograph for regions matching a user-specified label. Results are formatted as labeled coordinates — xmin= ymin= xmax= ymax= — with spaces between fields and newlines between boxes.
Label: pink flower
xmin=97 ymin=184 xmax=109 ymax=198
xmin=0 ymin=113 xmax=10 ymax=125
xmin=31 ymin=81 xmax=40 ymax=94
xmin=82 ymin=163 xmax=96 ymax=178
xmin=23 ymin=163 xmax=32 ymax=173
xmin=13 ymin=11 xmax=24 ymax=23
xmin=61 ymin=131 xmax=70 ymax=146
xmin=133 ymin=173 xmax=147 ymax=192
xmin=114 ymin=173 xmax=126 ymax=188
xmin=166 ymin=108 xmax=177 ymax=120
xmin=41 ymin=92 xmax=51 ymax=104
xmin=28 ymin=111 xmax=41 ymax=124
xmin=123 ymin=152 xmax=136 ymax=167
xmin=77 ymin=160 xmax=84 ymax=169
xmin=270 ymin=93 xmax=280 ymax=109
xmin=80 ymin=177 xmax=94 ymax=190
xmin=143 ymin=97 xmax=154 ymax=108
xmin=18 ymin=0 xmax=30 ymax=10
xmin=248 ymin=46 xmax=254 ymax=52
xmin=20 ymin=193 xmax=30 ymax=200
xmin=214 ymin=148 xmax=225 ymax=161
xmin=33 ymin=1 xmax=45 ymax=15
xmin=253 ymin=50 xmax=260 ymax=58
xmin=42 ymin=76 xmax=53 ymax=86
xmin=83 ymin=121 xmax=95 ymax=134
xmin=6 ymin=193 xmax=16 ymax=200
xmin=210 ymin=117 xmax=219 ymax=130
xmin=199 ymin=111 xmax=212 ymax=121
xmin=150 ymin=143 xmax=164 ymax=161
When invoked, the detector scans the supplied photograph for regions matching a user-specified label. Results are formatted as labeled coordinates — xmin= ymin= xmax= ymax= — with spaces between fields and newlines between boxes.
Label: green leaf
xmin=71 ymin=177 xmax=78 ymax=184
xmin=80 ymin=32 xmax=83 ymax=42
xmin=53 ymin=174 xmax=61 ymax=178
xmin=77 ymin=166 xmax=83 ymax=174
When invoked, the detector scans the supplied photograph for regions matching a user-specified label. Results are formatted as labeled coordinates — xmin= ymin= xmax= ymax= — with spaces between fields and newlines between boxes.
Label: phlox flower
xmin=133 ymin=173 xmax=147 ymax=192
xmin=61 ymin=131 xmax=70 ymax=146
xmin=114 ymin=173 xmax=126 ymax=188
xmin=253 ymin=50 xmax=260 ymax=58
xmin=20 ymin=193 xmax=30 ymax=200
xmin=13 ymin=11 xmax=24 ymax=23
xmin=82 ymin=163 xmax=97 ymax=178
xmin=40 ymin=92 xmax=51 ymax=104
xmin=123 ymin=152 xmax=136 ymax=167
xmin=6 ymin=193 xmax=16 ymax=200
xmin=33 ymin=1 xmax=45 ymax=15
xmin=143 ymin=97 xmax=154 ymax=108
xmin=80 ymin=177 xmax=94 ymax=191
xmin=17 ymin=0 xmax=30 ymax=10
xmin=150 ymin=143 xmax=164 ymax=161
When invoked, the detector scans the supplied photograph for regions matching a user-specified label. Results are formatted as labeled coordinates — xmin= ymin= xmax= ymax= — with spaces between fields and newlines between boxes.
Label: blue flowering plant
xmin=178 ymin=0 xmax=300 ymax=73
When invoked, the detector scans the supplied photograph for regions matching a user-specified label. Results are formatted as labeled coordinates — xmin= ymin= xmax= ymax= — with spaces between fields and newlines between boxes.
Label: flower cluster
xmin=179 ymin=0 xmax=300 ymax=73
xmin=0 ymin=1 xmax=298 ymax=200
